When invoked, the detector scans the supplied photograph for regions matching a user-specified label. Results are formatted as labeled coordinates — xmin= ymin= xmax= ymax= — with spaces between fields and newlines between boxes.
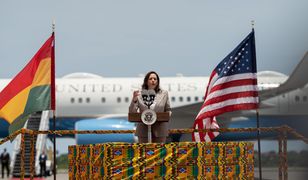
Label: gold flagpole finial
xmin=251 ymin=20 xmax=255 ymax=29
xmin=52 ymin=19 xmax=56 ymax=33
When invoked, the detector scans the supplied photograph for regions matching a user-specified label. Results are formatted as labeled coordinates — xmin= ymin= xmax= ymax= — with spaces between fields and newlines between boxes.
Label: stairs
xmin=12 ymin=112 xmax=42 ymax=177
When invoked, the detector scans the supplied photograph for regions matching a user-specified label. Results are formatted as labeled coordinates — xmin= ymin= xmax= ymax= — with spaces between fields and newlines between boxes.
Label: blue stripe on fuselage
xmin=0 ymin=117 xmax=82 ymax=138
xmin=0 ymin=120 xmax=9 ymax=138
xmin=215 ymin=115 xmax=308 ymax=141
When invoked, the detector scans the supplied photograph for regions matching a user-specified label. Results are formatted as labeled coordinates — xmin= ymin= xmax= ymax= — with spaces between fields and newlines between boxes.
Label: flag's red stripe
xmin=193 ymin=117 xmax=219 ymax=141
xmin=209 ymin=78 xmax=257 ymax=94
xmin=0 ymin=36 xmax=53 ymax=109
xmin=204 ymin=71 xmax=217 ymax=98
xmin=202 ymin=91 xmax=258 ymax=108
xmin=193 ymin=120 xmax=205 ymax=141
xmin=0 ymin=62 xmax=39 ymax=109
xmin=208 ymin=132 xmax=215 ymax=140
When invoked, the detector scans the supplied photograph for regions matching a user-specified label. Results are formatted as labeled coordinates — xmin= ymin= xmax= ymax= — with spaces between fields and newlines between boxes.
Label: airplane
xmin=0 ymin=52 xmax=307 ymax=144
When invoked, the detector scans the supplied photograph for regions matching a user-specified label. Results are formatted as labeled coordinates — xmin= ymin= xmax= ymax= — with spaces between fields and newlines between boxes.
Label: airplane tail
xmin=260 ymin=51 xmax=308 ymax=100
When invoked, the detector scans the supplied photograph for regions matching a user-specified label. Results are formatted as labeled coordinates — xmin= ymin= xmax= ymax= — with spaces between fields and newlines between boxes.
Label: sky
xmin=1 ymin=1 xmax=308 ymax=155
xmin=0 ymin=0 xmax=308 ymax=78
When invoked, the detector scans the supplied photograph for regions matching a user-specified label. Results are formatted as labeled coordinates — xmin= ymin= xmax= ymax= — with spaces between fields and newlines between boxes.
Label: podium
xmin=128 ymin=112 xmax=170 ymax=143
xmin=128 ymin=112 xmax=170 ymax=122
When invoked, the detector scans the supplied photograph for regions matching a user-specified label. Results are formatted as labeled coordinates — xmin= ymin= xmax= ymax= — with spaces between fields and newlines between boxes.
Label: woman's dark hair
xmin=142 ymin=71 xmax=160 ymax=93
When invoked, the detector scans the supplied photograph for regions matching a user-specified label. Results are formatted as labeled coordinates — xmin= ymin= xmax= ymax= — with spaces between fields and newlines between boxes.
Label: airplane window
xmin=125 ymin=97 xmax=129 ymax=103
xmin=195 ymin=96 xmax=199 ymax=102
xmin=86 ymin=97 xmax=90 ymax=103
xmin=187 ymin=97 xmax=191 ymax=102
xmin=295 ymin=96 xmax=300 ymax=102
xmin=78 ymin=98 xmax=83 ymax=103
xmin=70 ymin=98 xmax=75 ymax=103
xmin=117 ymin=97 xmax=121 ymax=103
xmin=101 ymin=97 xmax=106 ymax=103
xmin=303 ymin=96 xmax=307 ymax=102
xmin=179 ymin=97 xmax=183 ymax=102
xmin=171 ymin=97 xmax=175 ymax=102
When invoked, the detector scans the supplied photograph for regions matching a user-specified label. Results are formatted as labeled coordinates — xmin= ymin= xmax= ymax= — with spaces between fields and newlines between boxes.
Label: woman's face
xmin=147 ymin=73 xmax=158 ymax=90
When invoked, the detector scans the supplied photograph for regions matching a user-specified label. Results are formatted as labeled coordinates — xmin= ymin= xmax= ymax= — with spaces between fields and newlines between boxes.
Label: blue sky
xmin=0 ymin=0 xmax=308 ymax=78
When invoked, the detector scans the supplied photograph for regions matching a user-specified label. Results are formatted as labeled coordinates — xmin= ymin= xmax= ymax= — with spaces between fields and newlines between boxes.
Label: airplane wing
xmin=169 ymin=103 xmax=201 ymax=129
xmin=259 ymin=51 xmax=308 ymax=101
xmin=169 ymin=102 xmax=247 ymax=130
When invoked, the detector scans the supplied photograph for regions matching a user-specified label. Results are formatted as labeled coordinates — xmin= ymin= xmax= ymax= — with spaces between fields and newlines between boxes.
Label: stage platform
xmin=68 ymin=142 xmax=254 ymax=179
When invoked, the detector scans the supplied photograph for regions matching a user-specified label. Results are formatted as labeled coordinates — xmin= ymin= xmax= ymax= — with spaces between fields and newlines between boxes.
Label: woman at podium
xmin=129 ymin=71 xmax=171 ymax=143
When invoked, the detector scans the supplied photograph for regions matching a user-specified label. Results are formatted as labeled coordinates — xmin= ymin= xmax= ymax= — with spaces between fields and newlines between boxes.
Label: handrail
xmin=0 ymin=125 xmax=306 ymax=180
xmin=12 ymin=126 xmax=306 ymax=140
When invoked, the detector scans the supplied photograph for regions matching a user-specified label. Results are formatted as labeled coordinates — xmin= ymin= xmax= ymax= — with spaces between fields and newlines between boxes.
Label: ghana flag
xmin=0 ymin=33 xmax=55 ymax=134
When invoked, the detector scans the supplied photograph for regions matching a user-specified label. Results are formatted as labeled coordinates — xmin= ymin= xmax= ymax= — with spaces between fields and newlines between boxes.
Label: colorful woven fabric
xmin=68 ymin=142 xmax=254 ymax=179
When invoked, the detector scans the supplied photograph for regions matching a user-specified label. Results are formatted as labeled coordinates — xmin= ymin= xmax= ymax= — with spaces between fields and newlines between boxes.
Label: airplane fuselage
xmin=55 ymin=77 xmax=206 ymax=117
xmin=0 ymin=72 xmax=307 ymax=139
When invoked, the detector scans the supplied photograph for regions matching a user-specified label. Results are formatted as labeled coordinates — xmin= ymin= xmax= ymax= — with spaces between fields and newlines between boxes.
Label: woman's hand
xmin=133 ymin=90 xmax=140 ymax=103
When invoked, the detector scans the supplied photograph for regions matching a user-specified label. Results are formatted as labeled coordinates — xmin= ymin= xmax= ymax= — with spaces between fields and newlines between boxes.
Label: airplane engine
xmin=75 ymin=118 xmax=137 ymax=144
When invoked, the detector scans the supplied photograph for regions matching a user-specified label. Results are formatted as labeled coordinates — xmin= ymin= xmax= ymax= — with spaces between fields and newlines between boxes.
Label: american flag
xmin=193 ymin=30 xmax=259 ymax=142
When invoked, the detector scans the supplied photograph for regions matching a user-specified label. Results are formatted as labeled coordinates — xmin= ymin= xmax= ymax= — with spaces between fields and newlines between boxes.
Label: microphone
xmin=141 ymin=89 xmax=156 ymax=109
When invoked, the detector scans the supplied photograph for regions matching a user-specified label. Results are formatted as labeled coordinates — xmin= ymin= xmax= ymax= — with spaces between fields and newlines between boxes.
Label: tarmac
xmin=254 ymin=167 xmax=307 ymax=180
xmin=1 ymin=168 xmax=307 ymax=179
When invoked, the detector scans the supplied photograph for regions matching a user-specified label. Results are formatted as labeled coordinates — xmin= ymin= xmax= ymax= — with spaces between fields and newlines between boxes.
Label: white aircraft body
xmin=0 ymin=52 xmax=307 ymax=143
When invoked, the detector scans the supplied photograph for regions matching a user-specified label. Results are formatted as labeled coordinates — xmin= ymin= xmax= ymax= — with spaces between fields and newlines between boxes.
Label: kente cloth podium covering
xmin=68 ymin=142 xmax=254 ymax=179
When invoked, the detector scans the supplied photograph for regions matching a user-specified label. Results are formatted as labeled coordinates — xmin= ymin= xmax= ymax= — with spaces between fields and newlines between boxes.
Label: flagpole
xmin=52 ymin=111 xmax=56 ymax=180
xmin=256 ymin=109 xmax=262 ymax=180
xmin=52 ymin=19 xmax=57 ymax=180
xmin=252 ymin=20 xmax=262 ymax=180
